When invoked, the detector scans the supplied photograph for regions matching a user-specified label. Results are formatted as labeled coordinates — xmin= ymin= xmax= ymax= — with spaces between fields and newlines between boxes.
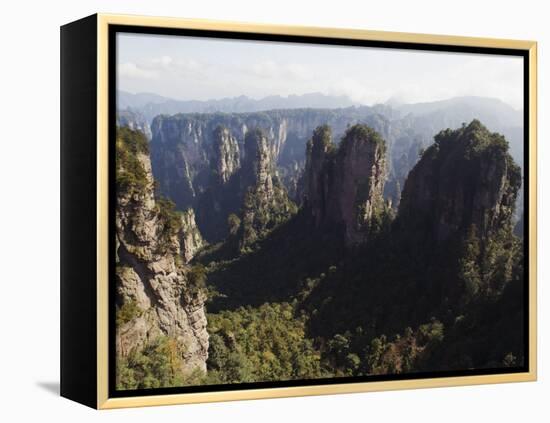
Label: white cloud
xmin=118 ymin=62 xmax=158 ymax=80
xmin=117 ymin=33 xmax=523 ymax=108
xmin=327 ymin=77 xmax=381 ymax=104
xmin=119 ymin=56 xmax=205 ymax=84
xmin=284 ymin=63 xmax=310 ymax=80
xmin=175 ymin=58 xmax=202 ymax=72
xmin=149 ymin=56 xmax=203 ymax=74
xmin=151 ymin=55 xmax=173 ymax=67
xmin=250 ymin=60 xmax=311 ymax=81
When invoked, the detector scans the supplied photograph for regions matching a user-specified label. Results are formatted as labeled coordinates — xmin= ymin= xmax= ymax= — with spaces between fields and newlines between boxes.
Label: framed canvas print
xmin=60 ymin=14 xmax=537 ymax=409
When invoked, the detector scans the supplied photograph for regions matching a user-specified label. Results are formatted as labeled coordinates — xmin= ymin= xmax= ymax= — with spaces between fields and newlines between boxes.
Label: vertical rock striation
xmin=239 ymin=128 xmax=297 ymax=249
xmin=304 ymin=125 xmax=334 ymax=227
xmin=304 ymin=124 xmax=387 ymax=245
xmin=179 ymin=208 xmax=205 ymax=263
xmin=397 ymin=119 xmax=521 ymax=244
xmin=117 ymin=109 xmax=152 ymax=139
xmin=211 ymin=125 xmax=240 ymax=184
xmin=115 ymin=127 xmax=209 ymax=381
xmin=149 ymin=109 xmax=385 ymax=242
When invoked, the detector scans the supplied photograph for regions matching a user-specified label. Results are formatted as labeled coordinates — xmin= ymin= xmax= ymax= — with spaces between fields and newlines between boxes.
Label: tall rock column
xmin=115 ymin=127 xmax=209 ymax=385
xmin=395 ymin=120 xmax=522 ymax=301
xmin=332 ymin=125 xmax=387 ymax=244
xmin=397 ymin=119 xmax=522 ymax=244
xmin=304 ymin=124 xmax=387 ymax=245
xmin=239 ymin=128 xmax=297 ymax=249
xmin=211 ymin=125 xmax=240 ymax=184
xmin=304 ymin=125 xmax=334 ymax=226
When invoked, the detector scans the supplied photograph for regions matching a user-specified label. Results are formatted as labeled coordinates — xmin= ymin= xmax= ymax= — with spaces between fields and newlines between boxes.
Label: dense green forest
xmin=115 ymin=120 xmax=525 ymax=390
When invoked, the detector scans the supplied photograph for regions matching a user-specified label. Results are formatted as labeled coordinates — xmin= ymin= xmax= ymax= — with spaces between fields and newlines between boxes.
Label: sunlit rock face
xmin=304 ymin=124 xmax=387 ymax=245
xmin=115 ymin=128 xmax=208 ymax=377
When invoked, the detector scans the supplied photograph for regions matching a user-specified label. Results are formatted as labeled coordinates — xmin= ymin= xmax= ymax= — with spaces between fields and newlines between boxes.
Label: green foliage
xmin=312 ymin=125 xmax=333 ymax=148
xmin=156 ymin=197 xmax=182 ymax=235
xmin=341 ymin=123 xmax=386 ymax=154
xmin=116 ymin=336 xmax=205 ymax=390
xmin=154 ymin=197 xmax=185 ymax=253
xmin=116 ymin=299 xmax=142 ymax=327
xmin=459 ymin=225 xmax=482 ymax=302
xmin=206 ymin=303 xmax=325 ymax=383
xmin=118 ymin=118 xmax=525 ymax=388
xmin=116 ymin=126 xmax=150 ymax=194
xmin=417 ymin=319 xmax=445 ymax=345
xmin=432 ymin=120 xmax=521 ymax=188
xmin=188 ymin=263 xmax=207 ymax=296
xmin=319 ymin=319 xmax=445 ymax=377
xmin=365 ymin=335 xmax=390 ymax=374
xmin=362 ymin=199 xmax=394 ymax=239
xmin=458 ymin=222 xmax=520 ymax=304
xmin=227 ymin=213 xmax=241 ymax=236
xmin=239 ymin=181 xmax=298 ymax=251
xmin=201 ymin=209 xmax=347 ymax=311
xmin=307 ymin=125 xmax=335 ymax=157
xmin=421 ymin=275 xmax=526 ymax=371
xmin=480 ymin=227 xmax=520 ymax=296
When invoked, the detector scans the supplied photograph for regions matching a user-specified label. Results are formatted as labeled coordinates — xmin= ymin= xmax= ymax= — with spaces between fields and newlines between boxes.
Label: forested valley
xmin=114 ymin=99 xmax=525 ymax=390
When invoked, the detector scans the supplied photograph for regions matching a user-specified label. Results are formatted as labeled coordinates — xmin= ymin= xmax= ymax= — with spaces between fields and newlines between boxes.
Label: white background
xmin=0 ymin=0 xmax=546 ymax=421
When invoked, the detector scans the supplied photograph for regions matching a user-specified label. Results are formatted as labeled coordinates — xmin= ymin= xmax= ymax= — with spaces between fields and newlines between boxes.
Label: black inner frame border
xmin=108 ymin=24 xmax=531 ymax=399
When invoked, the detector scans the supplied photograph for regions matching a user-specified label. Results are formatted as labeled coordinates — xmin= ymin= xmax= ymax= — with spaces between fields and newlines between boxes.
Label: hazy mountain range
xmin=119 ymin=90 xmax=521 ymax=122
xmin=117 ymin=92 xmax=524 ymax=227
xmin=118 ymin=91 xmax=359 ymax=121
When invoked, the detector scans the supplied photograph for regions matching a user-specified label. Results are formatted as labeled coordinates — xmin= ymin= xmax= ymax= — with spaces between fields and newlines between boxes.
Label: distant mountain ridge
xmin=118 ymin=91 xmax=359 ymax=121
xmin=394 ymin=96 xmax=523 ymax=128
xmin=117 ymin=94 xmax=524 ymax=239
xmin=119 ymin=91 xmax=522 ymax=124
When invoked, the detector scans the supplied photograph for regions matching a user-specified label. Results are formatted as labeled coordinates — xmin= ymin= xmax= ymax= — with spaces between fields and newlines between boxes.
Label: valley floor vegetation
xmin=115 ymin=119 xmax=525 ymax=390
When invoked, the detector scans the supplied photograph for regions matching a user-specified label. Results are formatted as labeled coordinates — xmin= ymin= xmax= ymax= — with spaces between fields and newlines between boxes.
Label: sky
xmin=117 ymin=32 xmax=524 ymax=109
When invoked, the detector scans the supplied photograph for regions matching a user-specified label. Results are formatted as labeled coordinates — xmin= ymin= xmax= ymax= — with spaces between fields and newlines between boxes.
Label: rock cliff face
xmin=117 ymin=110 xmax=151 ymax=139
xmin=304 ymin=124 xmax=387 ymax=245
xmin=139 ymin=97 xmax=523 ymax=212
xmin=241 ymin=128 xmax=273 ymax=189
xmin=304 ymin=126 xmax=334 ymax=227
xmin=115 ymin=127 xmax=208 ymax=378
xmin=397 ymin=120 xmax=521 ymax=244
xmin=211 ymin=126 xmax=240 ymax=184
xmin=149 ymin=103 xmax=524 ymax=243
xmin=158 ymin=117 xmax=299 ymax=242
xmin=179 ymin=209 xmax=205 ymax=263
xmin=149 ymin=109 xmax=381 ymax=229
xmin=239 ymin=129 xmax=297 ymax=248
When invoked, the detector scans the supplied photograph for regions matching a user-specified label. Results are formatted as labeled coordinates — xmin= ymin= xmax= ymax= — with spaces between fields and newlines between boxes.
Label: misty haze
xmin=114 ymin=32 xmax=526 ymax=390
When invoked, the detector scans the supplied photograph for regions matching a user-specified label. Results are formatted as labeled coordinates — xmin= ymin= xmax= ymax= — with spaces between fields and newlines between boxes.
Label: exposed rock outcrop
xmin=149 ymin=109 xmax=383 ymax=241
xmin=149 ymin=103 xmax=524 ymax=244
xmin=195 ymin=126 xmax=243 ymax=241
xmin=241 ymin=128 xmax=273 ymax=190
xmin=397 ymin=120 xmax=522 ymax=244
xmin=195 ymin=125 xmax=297 ymax=243
xmin=143 ymin=97 xmax=523 ymax=217
xmin=211 ymin=126 xmax=240 ymax=184
xmin=117 ymin=109 xmax=152 ymax=139
xmin=115 ymin=127 xmax=208 ymax=378
xmin=304 ymin=125 xmax=334 ymax=227
xmin=304 ymin=124 xmax=387 ymax=245
xmin=179 ymin=208 xmax=205 ymax=263
xmin=239 ymin=129 xmax=297 ymax=249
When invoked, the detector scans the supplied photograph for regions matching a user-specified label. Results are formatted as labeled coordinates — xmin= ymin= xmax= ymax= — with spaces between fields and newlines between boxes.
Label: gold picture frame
xmin=60 ymin=13 xmax=537 ymax=409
